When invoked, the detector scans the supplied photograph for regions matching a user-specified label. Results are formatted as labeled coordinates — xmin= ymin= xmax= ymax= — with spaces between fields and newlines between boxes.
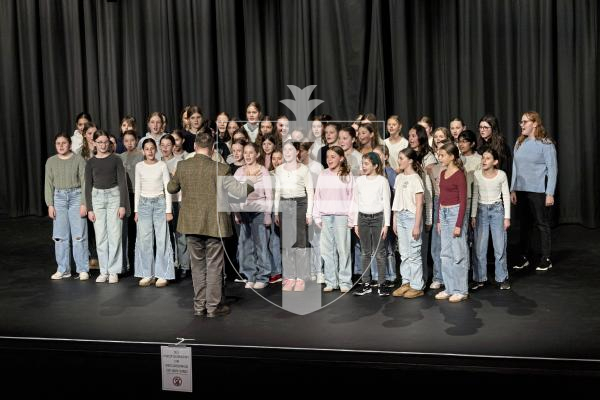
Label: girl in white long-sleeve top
xmin=134 ymin=138 xmax=174 ymax=288
xmin=471 ymin=148 xmax=511 ymax=290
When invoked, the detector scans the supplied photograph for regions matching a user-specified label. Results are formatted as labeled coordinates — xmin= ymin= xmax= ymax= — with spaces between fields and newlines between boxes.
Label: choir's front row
xmin=45 ymin=130 xmax=513 ymax=304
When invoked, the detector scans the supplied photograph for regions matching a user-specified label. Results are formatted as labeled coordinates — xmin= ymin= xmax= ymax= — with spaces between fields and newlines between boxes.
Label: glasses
xmin=519 ymin=120 xmax=531 ymax=125
xmin=479 ymin=126 xmax=491 ymax=130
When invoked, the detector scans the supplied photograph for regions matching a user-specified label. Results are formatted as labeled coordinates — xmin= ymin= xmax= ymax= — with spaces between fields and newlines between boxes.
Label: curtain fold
xmin=0 ymin=0 xmax=597 ymax=226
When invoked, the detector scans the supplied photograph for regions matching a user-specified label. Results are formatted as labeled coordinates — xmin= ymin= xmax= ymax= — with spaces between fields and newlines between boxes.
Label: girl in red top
xmin=434 ymin=142 xmax=469 ymax=302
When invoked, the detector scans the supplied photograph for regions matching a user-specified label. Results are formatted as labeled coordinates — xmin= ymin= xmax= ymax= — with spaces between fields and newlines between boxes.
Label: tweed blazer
xmin=167 ymin=153 xmax=253 ymax=238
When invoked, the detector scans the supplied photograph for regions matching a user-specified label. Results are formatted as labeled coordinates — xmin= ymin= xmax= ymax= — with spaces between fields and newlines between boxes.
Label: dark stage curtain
xmin=0 ymin=0 xmax=598 ymax=226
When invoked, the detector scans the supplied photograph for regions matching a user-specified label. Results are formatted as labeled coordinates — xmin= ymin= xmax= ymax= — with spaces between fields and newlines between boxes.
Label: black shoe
xmin=207 ymin=305 xmax=231 ymax=318
xmin=194 ymin=308 xmax=206 ymax=316
xmin=179 ymin=269 xmax=189 ymax=279
xmin=499 ymin=279 xmax=511 ymax=290
xmin=378 ymin=286 xmax=391 ymax=297
xmin=383 ymin=280 xmax=395 ymax=288
xmin=470 ymin=281 xmax=486 ymax=291
xmin=353 ymin=283 xmax=372 ymax=296
xmin=535 ymin=258 xmax=553 ymax=271
xmin=369 ymin=280 xmax=379 ymax=288
xmin=512 ymin=256 xmax=529 ymax=270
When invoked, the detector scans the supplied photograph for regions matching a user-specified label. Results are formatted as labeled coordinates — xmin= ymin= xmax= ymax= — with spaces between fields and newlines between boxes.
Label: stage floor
xmin=1 ymin=217 xmax=599 ymax=386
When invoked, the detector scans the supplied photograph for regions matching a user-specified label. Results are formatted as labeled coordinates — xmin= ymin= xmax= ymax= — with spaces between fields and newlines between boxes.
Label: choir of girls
xmin=44 ymin=106 xmax=558 ymax=305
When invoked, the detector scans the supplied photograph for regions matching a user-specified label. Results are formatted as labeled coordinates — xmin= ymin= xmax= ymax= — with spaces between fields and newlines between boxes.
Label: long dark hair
xmin=477 ymin=114 xmax=507 ymax=161
xmin=411 ymin=124 xmax=433 ymax=164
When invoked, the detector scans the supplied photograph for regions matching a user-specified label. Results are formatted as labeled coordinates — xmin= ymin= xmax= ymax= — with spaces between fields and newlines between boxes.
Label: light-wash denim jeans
xmin=92 ymin=187 xmax=123 ymax=275
xmin=396 ymin=210 xmax=423 ymax=290
xmin=431 ymin=196 xmax=443 ymax=284
xmin=236 ymin=222 xmax=253 ymax=279
xmin=358 ymin=212 xmax=386 ymax=285
xmin=269 ymin=216 xmax=282 ymax=276
xmin=310 ymin=226 xmax=323 ymax=277
xmin=134 ymin=195 xmax=175 ymax=280
xmin=439 ymin=205 xmax=469 ymax=295
xmin=474 ymin=202 xmax=508 ymax=283
xmin=53 ymin=188 xmax=88 ymax=274
xmin=421 ymin=204 xmax=431 ymax=285
xmin=239 ymin=212 xmax=270 ymax=283
xmin=320 ymin=215 xmax=352 ymax=290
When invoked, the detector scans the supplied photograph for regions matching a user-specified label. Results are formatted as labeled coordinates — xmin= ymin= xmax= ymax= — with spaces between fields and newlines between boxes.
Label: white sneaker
xmin=435 ymin=290 xmax=450 ymax=300
xmin=155 ymin=278 xmax=168 ymax=288
xmin=51 ymin=271 xmax=71 ymax=280
xmin=316 ymin=272 xmax=325 ymax=284
xmin=429 ymin=281 xmax=442 ymax=289
xmin=108 ymin=274 xmax=119 ymax=284
xmin=96 ymin=274 xmax=108 ymax=283
xmin=78 ymin=272 xmax=89 ymax=281
xmin=245 ymin=282 xmax=255 ymax=289
xmin=340 ymin=287 xmax=350 ymax=293
xmin=323 ymin=286 xmax=334 ymax=292
xmin=139 ymin=277 xmax=155 ymax=287
xmin=449 ymin=293 xmax=469 ymax=303
xmin=253 ymin=282 xmax=267 ymax=289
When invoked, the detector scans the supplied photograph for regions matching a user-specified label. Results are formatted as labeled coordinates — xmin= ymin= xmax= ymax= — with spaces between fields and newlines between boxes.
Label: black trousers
xmin=515 ymin=191 xmax=552 ymax=259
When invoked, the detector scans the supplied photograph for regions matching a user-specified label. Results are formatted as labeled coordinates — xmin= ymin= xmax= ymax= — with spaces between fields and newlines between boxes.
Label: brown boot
xmin=392 ymin=283 xmax=410 ymax=297
xmin=403 ymin=288 xmax=424 ymax=299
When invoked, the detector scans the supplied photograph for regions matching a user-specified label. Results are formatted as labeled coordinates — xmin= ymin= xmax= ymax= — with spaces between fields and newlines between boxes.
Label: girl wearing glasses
xmin=85 ymin=130 xmax=129 ymax=284
xmin=510 ymin=112 xmax=557 ymax=272
xmin=476 ymin=114 xmax=512 ymax=179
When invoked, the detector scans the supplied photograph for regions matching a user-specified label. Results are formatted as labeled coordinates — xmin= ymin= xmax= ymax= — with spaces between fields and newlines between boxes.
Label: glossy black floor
xmin=1 ymin=216 xmax=599 ymax=391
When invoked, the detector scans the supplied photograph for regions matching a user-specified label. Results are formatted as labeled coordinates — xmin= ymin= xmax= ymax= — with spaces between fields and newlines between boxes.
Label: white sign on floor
xmin=161 ymin=345 xmax=192 ymax=392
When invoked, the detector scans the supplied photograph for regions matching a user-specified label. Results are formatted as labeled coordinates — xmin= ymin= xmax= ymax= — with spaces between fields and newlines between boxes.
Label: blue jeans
xmin=236 ymin=222 xmax=253 ymax=279
xmin=421 ymin=205 xmax=431 ymax=284
xmin=396 ymin=210 xmax=423 ymax=290
xmin=239 ymin=212 xmax=270 ymax=283
xmin=439 ymin=205 xmax=469 ymax=295
xmin=431 ymin=196 xmax=443 ymax=284
xmin=92 ymin=187 xmax=123 ymax=275
xmin=310 ymin=226 xmax=323 ymax=276
xmin=268 ymin=215 xmax=282 ymax=276
xmin=53 ymin=188 xmax=88 ymax=274
xmin=474 ymin=202 xmax=508 ymax=283
xmin=320 ymin=215 xmax=352 ymax=289
xmin=134 ymin=195 xmax=175 ymax=280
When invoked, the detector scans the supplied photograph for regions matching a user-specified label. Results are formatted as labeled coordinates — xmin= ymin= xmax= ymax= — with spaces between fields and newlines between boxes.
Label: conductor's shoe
xmin=207 ymin=305 xmax=231 ymax=318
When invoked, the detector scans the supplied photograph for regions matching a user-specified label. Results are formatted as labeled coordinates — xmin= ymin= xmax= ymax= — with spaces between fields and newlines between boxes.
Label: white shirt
xmin=347 ymin=149 xmax=363 ymax=176
xmin=134 ymin=161 xmax=172 ymax=213
xmin=274 ymin=163 xmax=314 ymax=216
xmin=384 ymin=137 xmax=409 ymax=170
xmin=392 ymin=173 xmax=424 ymax=215
xmin=71 ymin=130 xmax=84 ymax=155
xmin=472 ymin=169 xmax=511 ymax=219
xmin=461 ymin=153 xmax=482 ymax=199
xmin=352 ymin=175 xmax=391 ymax=226
xmin=164 ymin=155 xmax=183 ymax=202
